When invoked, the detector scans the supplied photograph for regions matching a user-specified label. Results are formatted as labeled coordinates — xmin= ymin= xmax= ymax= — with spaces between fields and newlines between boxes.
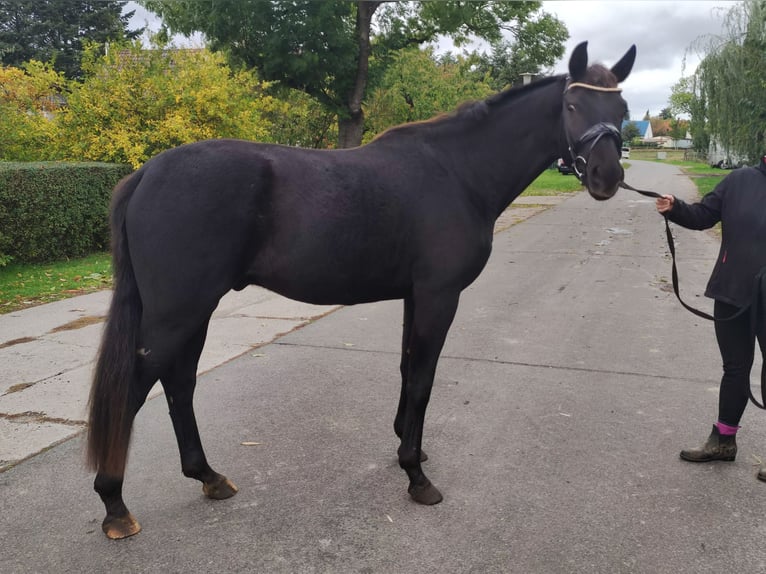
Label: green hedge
xmin=0 ymin=162 xmax=133 ymax=265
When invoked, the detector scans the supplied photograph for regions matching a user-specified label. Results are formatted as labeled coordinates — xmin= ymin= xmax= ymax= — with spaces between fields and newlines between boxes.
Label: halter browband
xmin=564 ymin=82 xmax=622 ymax=93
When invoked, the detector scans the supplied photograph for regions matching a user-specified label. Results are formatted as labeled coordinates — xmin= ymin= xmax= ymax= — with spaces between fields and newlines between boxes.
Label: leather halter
xmin=563 ymin=81 xmax=623 ymax=182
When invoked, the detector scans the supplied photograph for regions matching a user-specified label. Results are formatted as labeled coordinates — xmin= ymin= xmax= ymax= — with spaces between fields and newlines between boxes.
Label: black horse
xmin=88 ymin=41 xmax=636 ymax=539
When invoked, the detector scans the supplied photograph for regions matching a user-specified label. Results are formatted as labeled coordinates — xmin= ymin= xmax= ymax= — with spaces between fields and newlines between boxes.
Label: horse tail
xmin=86 ymin=170 xmax=144 ymax=475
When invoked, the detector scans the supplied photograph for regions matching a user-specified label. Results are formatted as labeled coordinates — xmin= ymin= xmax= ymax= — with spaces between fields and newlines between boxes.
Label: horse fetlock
xmin=181 ymin=461 xmax=208 ymax=480
xmin=93 ymin=473 xmax=122 ymax=497
xmin=397 ymin=446 xmax=422 ymax=469
xmin=397 ymin=448 xmax=428 ymax=470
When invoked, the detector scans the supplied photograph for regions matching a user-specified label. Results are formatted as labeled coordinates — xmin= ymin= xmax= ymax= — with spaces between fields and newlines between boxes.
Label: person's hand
xmin=656 ymin=194 xmax=674 ymax=214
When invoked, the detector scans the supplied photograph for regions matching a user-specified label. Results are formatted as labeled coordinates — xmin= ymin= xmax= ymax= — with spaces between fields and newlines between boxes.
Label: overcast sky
xmin=125 ymin=1 xmax=740 ymax=119
xmin=544 ymin=1 xmax=738 ymax=118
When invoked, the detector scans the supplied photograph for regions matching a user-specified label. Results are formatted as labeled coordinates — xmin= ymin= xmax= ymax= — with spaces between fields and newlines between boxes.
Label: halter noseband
xmin=563 ymin=81 xmax=623 ymax=183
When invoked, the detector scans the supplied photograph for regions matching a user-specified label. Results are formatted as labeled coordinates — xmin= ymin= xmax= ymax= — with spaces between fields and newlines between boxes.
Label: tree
xmin=56 ymin=40 xmax=286 ymax=167
xmin=650 ymin=117 xmax=670 ymax=137
xmin=622 ymin=122 xmax=641 ymax=144
xmin=363 ymin=47 xmax=494 ymax=141
xmin=469 ymin=20 xmax=568 ymax=91
xmin=691 ymin=0 xmax=766 ymax=163
xmin=669 ymin=118 xmax=688 ymax=144
xmin=0 ymin=0 xmax=141 ymax=79
xmin=670 ymin=75 xmax=708 ymax=153
xmin=141 ymin=0 xmax=567 ymax=148
xmin=0 ymin=60 xmax=66 ymax=160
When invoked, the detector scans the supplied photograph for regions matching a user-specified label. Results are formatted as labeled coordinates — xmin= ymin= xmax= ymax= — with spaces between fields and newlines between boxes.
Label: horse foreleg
xmin=160 ymin=321 xmax=237 ymax=500
xmin=397 ymin=290 xmax=459 ymax=505
xmin=395 ymin=296 xmax=428 ymax=462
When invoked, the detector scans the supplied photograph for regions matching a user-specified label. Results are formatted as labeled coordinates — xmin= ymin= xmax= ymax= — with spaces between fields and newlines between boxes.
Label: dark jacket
xmin=667 ymin=159 xmax=766 ymax=308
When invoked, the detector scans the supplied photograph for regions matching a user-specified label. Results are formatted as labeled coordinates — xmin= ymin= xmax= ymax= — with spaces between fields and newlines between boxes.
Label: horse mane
xmin=372 ymin=74 xmax=566 ymax=142
xmin=371 ymin=63 xmax=618 ymax=143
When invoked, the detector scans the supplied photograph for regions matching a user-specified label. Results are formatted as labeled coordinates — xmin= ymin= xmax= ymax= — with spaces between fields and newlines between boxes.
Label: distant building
xmin=621 ymin=120 xmax=653 ymax=141
xmin=645 ymin=133 xmax=693 ymax=149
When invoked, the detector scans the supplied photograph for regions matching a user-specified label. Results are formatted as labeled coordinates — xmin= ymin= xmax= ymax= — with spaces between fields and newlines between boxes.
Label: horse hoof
xmin=203 ymin=476 xmax=238 ymax=500
xmin=408 ymin=480 xmax=443 ymax=505
xmin=102 ymin=512 xmax=141 ymax=540
xmin=420 ymin=450 xmax=428 ymax=462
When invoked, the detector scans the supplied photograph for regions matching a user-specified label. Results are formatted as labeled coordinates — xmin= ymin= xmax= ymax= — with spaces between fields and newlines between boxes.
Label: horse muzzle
xmin=569 ymin=122 xmax=623 ymax=200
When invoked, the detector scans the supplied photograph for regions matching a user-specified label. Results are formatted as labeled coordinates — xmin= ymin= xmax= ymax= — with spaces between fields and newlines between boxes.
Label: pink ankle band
xmin=716 ymin=421 xmax=740 ymax=435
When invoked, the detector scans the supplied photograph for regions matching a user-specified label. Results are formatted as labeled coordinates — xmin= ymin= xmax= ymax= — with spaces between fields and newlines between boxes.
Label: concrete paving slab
xmin=0 ymin=338 xmax=88 ymax=394
xmin=0 ymin=417 xmax=80 ymax=469
xmin=0 ymin=290 xmax=110 ymax=343
xmin=198 ymin=316 xmax=304 ymax=374
xmin=0 ymin=363 xmax=92 ymax=421
xmin=41 ymin=321 xmax=104 ymax=349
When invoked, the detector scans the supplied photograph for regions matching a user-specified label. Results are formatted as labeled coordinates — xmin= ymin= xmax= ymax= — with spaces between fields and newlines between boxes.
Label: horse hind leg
xmin=160 ymin=319 xmax=237 ymax=500
xmin=93 ymin=359 xmax=164 ymax=539
xmin=94 ymin=312 xmax=219 ymax=539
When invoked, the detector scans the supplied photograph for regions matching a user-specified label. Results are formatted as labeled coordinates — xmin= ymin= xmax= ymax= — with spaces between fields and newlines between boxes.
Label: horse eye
xmin=567 ymin=104 xmax=576 ymax=112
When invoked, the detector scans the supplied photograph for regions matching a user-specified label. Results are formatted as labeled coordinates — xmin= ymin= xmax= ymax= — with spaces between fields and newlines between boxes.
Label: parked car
xmin=711 ymin=158 xmax=743 ymax=169
xmin=557 ymin=158 xmax=574 ymax=175
xmin=621 ymin=146 xmax=630 ymax=159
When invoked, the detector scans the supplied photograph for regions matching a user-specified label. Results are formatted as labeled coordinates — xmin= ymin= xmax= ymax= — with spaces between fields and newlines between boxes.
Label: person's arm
xmin=654 ymin=175 xmax=727 ymax=230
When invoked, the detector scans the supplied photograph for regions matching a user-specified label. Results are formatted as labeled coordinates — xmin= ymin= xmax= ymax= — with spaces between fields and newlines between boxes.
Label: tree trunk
xmin=338 ymin=114 xmax=365 ymax=149
xmin=336 ymin=1 xmax=381 ymax=148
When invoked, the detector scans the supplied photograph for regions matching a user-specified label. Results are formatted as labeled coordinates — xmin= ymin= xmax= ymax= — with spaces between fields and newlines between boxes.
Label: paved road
xmin=3 ymin=161 xmax=766 ymax=573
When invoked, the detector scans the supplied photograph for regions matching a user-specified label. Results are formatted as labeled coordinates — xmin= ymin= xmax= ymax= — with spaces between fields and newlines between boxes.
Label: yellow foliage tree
xmin=0 ymin=61 xmax=66 ymax=161
xmin=56 ymin=40 xmax=286 ymax=168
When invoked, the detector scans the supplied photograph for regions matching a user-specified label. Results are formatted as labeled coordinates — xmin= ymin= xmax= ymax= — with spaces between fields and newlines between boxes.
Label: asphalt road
xmin=3 ymin=160 xmax=766 ymax=573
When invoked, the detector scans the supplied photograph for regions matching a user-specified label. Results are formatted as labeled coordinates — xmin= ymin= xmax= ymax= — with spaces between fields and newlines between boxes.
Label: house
xmin=646 ymin=133 xmax=693 ymax=149
xmin=621 ymin=119 xmax=653 ymax=142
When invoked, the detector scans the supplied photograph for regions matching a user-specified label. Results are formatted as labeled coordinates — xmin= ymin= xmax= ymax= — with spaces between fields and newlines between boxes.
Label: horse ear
xmin=611 ymin=45 xmax=637 ymax=83
xmin=568 ymin=41 xmax=589 ymax=80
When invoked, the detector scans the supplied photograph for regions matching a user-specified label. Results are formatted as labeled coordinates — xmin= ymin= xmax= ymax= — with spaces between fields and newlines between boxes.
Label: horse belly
xmin=246 ymin=236 xmax=410 ymax=305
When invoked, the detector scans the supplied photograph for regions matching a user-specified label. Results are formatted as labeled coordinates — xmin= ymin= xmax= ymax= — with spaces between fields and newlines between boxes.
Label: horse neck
xmin=429 ymin=78 xmax=566 ymax=221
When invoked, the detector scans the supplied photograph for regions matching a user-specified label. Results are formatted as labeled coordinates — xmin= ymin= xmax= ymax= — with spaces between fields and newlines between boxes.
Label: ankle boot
xmin=679 ymin=425 xmax=737 ymax=462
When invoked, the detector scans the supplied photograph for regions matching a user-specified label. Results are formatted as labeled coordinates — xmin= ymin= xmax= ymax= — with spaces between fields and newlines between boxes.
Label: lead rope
xmin=618 ymin=180 xmax=766 ymax=409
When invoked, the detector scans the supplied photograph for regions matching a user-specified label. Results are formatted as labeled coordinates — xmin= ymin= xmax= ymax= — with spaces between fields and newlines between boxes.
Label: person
xmin=656 ymin=155 xmax=766 ymax=480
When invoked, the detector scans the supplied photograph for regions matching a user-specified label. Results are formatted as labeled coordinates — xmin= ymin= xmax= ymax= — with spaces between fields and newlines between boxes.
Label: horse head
xmin=562 ymin=41 xmax=636 ymax=201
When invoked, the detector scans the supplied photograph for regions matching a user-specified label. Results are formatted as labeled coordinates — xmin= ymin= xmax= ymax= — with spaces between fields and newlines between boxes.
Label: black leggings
xmin=715 ymin=300 xmax=766 ymax=426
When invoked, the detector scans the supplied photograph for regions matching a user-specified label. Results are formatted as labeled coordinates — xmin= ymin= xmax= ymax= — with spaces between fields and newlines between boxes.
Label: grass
xmin=666 ymin=161 xmax=725 ymax=196
xmin=522 ymin=167 xmax=584 ymax=196
xmin=0 ymin=252 xmax=112 ymax=314
xmin=627 ymin=148 xmax=726 ymax=196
